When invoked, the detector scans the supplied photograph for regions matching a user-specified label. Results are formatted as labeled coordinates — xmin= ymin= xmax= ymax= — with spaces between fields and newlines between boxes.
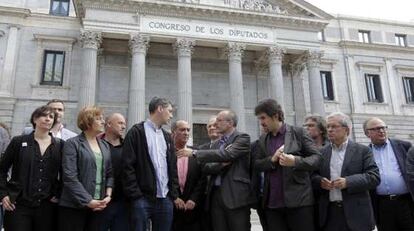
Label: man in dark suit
xmin=177 ymin=110 xmax=255 ymax=231
xmin=363 ymin=117 xmax=414 ymax=231
xmin=171 ymin=120 xmax=206 ymax=231
xmin=313 ymin=112 xmax=380 ymax=231
xmin=253 ymin=98 xmax=321 ymax=231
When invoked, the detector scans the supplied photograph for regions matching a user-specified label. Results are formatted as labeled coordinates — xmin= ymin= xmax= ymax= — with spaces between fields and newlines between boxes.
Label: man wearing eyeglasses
xmin=363 ymin=117 xmax=414 ymax=231
xmin=312 ymin=112 xmax=380 ymax=231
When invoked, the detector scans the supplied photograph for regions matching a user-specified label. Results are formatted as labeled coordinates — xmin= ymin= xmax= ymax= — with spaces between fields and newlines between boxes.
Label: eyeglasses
xmin=367 ymin=126 xmax=387 ymax=132
xmin=327 ymin=124 xmax=347 ymax=130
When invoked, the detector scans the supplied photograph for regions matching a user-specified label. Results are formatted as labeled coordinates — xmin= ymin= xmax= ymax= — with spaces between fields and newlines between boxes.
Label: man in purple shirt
xmin=254 ymin=99 xmax=321 ymax=231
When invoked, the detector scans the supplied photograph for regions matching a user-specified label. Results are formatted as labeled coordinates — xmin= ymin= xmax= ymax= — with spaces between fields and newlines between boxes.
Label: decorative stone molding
xmin=305 ymin=50 xmax=323 ymax=68
xmin=79 ymin=30 xmax=102 ymax=49
xmin=226 ymin=42 xmax=245 ymax=62
xmin=129 ymin=34 xmax=150 ymax=54
xmin=173 ymin=38 xmax=196 ymax=57
xmin=76 ymin=0 xmax=328 ymax=32
xmin=267 ymin=45 xmax=285 ymax=63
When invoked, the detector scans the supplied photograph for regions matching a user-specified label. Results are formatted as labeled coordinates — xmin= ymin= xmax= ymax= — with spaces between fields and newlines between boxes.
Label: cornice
xmin=0 ymin=6 xmax=30 ymax=18
xmin=74 ymin=0 xmax=329 ymax=30
xmin=33 ymin=34 xmax=77 ymax=44
xmin=339 ymin=41 xmax=414 ymax=54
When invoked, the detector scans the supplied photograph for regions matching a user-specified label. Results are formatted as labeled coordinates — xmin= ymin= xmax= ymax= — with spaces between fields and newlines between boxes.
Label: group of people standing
xmin=0 ymin=96 xmax=413 ymax=231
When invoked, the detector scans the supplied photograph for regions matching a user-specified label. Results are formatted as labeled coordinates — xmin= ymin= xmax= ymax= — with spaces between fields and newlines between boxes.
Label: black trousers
xmin=4 ymin=200 xmax=57 ymax=231
xmin=58 ymin=206 xmax=102 ymax=231
xmin=377 ymin=194 xmax=414 ymax=231
xmin=210 ymin=188 xmax=250 ymax=231
xmin=265 ymin=205 xmax=314 ymax=231
xmin=323 ymin=202 xmax=350 ymax=231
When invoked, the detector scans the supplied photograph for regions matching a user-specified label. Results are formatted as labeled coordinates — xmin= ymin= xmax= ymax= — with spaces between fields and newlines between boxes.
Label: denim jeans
xmin=131 ymin=197 xmax=173 ymax=231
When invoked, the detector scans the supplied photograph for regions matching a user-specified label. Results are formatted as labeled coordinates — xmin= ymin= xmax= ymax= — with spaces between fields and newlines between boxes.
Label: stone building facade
xmin=0 ymin=0 xmax=413 ymax=145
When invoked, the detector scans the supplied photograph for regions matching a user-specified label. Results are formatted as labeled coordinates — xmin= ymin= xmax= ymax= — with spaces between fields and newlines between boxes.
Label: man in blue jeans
xmin=122 ymin=97 xmax=180 ymax=231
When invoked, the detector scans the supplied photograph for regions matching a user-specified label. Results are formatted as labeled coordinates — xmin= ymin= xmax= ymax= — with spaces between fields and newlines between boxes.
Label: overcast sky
xmin=305 ymin=0 xmax=414 ymax=22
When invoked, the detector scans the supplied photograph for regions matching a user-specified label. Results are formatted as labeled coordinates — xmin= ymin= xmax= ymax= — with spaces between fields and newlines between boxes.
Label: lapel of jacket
xmin=322 ymin=145 xmax=332 ymax=178
xmin=283 ymin=124 xmax=294 ymax=153
xmin=183 ymin=156 xmax=196 ymax=196
xmin=341 ymin=140 xmax=355 ymax=177
xmin=79 ymin=133 xmax=96 ymax=163
xmin=389 ymin=139 xmax=407 ymax=175
xmin=226 ymin=130 xmax=239 ymax=146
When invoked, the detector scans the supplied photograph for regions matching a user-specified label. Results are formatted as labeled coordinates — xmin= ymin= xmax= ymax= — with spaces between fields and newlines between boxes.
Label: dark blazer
xmin=196 ymin=130 xmax=256 ymax=210
xmin=59 ymin=133 xmax=114 ymax=209
xmin=173 ymin=155 xmax=207 ymax=228
xmin=313 ymin=140 xmax=380 ymax=231
xmin=254 ymin=124 xmax=322 ymax=208
xmin=122 ymin=122 xmax=179 ymax=201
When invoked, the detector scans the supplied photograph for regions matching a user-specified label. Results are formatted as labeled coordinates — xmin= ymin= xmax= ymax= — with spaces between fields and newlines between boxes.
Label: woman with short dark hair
xmin=0 ymin=105 xmax=63 ymax=231
xmin=58 ymin=106 xmax=113 ymax=231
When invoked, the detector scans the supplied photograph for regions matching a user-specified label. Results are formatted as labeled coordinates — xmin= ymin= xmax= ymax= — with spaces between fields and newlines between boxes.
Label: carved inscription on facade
xmin=141 ymin=16 xmax=274 ymax=43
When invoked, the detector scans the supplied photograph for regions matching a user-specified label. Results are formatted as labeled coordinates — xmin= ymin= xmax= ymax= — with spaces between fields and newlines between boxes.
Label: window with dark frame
xmin=320 ymin=71 xmax=334 ymax=101
xmin=41 ymin=50 xmax=65 ymax=86
xmin=395 ymin=34 xmax=407 ymax=47
xmin=192 ymin=123 xmax=209 ymax=147
xmin=50 ymin=0 xmax=70 ymax=16
xmin=358 ymin=30 xmax=371 ymax=43
xmin=364 ymin=74 xmax=383 ymax=103
xmin=403 ymin=77 xmax=414 ymax=104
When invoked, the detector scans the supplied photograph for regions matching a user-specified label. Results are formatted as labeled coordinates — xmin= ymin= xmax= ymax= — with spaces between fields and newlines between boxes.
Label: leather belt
xmin=377 ymin=193 xmax=411 ymax=201
xmin=330 ymin=201 xmax=343 ymax=207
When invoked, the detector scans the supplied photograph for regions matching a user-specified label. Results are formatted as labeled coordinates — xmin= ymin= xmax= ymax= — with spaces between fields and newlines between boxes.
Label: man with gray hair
xmin=363 ymin=117 xmax=414 ymax=231
xmin=303 ymin=115 xmax=328 ymax=149
xmin=177 ymin=110 xmax=255 ymax=231
xmin=312 ymin=112 xmax=380 ymax=231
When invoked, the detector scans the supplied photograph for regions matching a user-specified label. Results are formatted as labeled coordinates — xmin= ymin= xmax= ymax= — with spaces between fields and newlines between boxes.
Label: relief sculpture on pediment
xmin=225 ymin=0 xmax=288 ymax=14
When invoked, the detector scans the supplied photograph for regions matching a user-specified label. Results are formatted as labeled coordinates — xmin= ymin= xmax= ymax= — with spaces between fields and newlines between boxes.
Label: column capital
xmin=80 ymin=30 xmax=102 ymax=49
xmin=174 ymin=38 xmax=195 ymax=57
xmin=267 ymin=45 xmax=285 ymax=62
xmin=305 ymin=50 xmax=323 ymax=68
xmin=226 ymin=42 xmax=245 ymax=62
xmin=129 ymin=34 xmax=150 ymax=54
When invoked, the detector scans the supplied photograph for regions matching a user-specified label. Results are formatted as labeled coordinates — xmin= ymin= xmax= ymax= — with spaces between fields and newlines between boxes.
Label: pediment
xmin=158 ymin=0 xmax=332 ymax=20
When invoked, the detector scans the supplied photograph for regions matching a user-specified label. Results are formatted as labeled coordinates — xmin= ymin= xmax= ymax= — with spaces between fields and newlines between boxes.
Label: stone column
xmin=174 ymin=38 xmax=195 ymax=125
xmin=0 ymin=26 xmax=19 ymax=97
xmin=78 ymin=30 xmax=102 ymax=110
xmin=268 ymin=46 xmax=285 ymax=109
xmin=226 ymin=42 xmax=246 ymax=132
xmin=128 ymin=34 xmax=150 ymax=128
xmin=306 ymin=50 xmax=325 ymax=116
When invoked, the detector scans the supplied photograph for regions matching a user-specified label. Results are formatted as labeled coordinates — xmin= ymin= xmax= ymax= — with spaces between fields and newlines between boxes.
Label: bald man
xmin=99 ymin=113 xmax=128 ymax=231
xmin=171 ymin=120 xmax=206 ymax=231
xmin=198 ymin=116 xmax=221 ymax=150
xmin=364 ymin=117 xmax=414 ymax=231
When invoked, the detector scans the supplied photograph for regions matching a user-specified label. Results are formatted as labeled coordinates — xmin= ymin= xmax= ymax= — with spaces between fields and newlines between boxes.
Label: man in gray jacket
xmin=313 ymin=112 xmax=380 ymax=231
xmin=253 ymin=98 xmax=321 ymax=231
xmin=177 ymin=110 xmax=255 ymax=231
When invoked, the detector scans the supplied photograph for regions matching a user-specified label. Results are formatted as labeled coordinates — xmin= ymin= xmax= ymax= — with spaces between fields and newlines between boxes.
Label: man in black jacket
xmin=253 ymin=98 xmax=321 ymax=231
xmin=171 ymin=120 xmax=206 ymax=231
xmin=364 ymin=117 xmax=414 ymax=231
xmin=122 ymin=97 xmax=179 ymax=231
